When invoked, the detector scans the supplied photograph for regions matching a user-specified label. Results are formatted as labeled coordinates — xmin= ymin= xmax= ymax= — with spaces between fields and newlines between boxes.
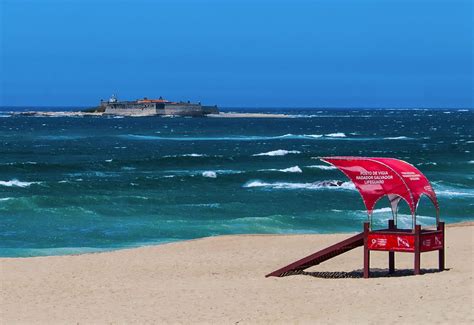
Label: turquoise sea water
xmin=0 ymin=108 xmax=473 ymax=257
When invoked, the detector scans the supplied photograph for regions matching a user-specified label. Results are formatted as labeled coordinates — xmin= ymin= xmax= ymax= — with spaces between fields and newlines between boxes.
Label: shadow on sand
xmin=282 ymin=268 xmax=450 ymax=279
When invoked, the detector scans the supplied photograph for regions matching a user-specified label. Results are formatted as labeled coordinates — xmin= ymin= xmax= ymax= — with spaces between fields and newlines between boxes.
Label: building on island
xmin=98 ymin=95 xmax=219 ymax=117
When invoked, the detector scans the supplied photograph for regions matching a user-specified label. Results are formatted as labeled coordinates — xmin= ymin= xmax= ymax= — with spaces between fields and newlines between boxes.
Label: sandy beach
xmin=1 ymin=222 xmax=473 ymax=324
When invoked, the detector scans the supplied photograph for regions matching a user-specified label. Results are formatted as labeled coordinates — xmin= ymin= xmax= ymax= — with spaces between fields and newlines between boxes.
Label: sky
xmin=0 ymin=0 xmax=472 ymax=108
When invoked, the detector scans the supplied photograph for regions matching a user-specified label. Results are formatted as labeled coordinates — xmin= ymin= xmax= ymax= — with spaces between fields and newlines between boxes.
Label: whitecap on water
xmin=279 ymin=166 xmax=302 ymax=173
xmin=416 ymin=162 xmax=437 ymax=166
xmin=370 ymin=207 xmax=393 ymax=213
xmin=164 ymin=153 xmax=208 ymax=158
xmin=243 ymin=180 xmax=355 ymax=190
xmin=325 ymin=132 xmax=346 ymax=138
xmin=260 ymin=166 xmax=303 ymax=173
xmin=202 ymin=171 xmax=217 ymax=178
xmin=432 ymin=183 xmax=474 ymax=198
xmin=253 ymin=149 xmax=301 ymax=156
xmin=383 ymin=136 xmax=412 ymax=140
xmin=306 ymin=164 xmax=337 ymax=170
xmin=0 ymin=179 xmax=40 ymax=187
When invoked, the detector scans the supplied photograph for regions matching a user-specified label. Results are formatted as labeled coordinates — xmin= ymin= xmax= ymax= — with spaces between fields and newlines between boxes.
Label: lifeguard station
xmin=266 ymin=157 xmax=445 ymax=278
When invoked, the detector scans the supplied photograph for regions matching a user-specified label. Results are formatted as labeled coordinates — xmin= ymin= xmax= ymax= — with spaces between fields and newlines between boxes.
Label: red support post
xmin=388 ymin=220 xmax=395 ymax=274
xmin=438 ymin=221 xmax=445 ymax=271
xmin=363 ymin=222 xmax=370 ymax=278
xmin=414 ymin=224 xmax=421 ymax=275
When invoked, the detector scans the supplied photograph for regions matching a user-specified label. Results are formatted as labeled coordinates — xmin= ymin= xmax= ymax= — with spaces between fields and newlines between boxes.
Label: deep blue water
xmin=0 ymin=108 xmax=473 ymax=257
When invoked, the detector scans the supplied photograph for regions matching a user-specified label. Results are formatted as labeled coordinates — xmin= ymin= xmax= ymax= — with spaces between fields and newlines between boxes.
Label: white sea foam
xmin=253 ymin=149 xmax=301 ymax=157
xmin=468 ymin=160 xmax=474 ymax=164
xmin=213 ymin=169 xmax=242 ymax=175
xmin=123 ymin=134 xmax=357 ymax=142
xmin=325 ymin=132 xmax=346 ymax=138
xmin=432 ymin=183 xmax=474 ymax=198
xmin=105 ymin=159 xmax=113 ymax=162
xmin=243 ymin=180 xmax=355 ymax=190
xmin=371 ymin=207 xmax=393 ymax=213
xmin=202 ymin=171 xmax=217 ymax=178
xmin=383 ymin=136 xmax=411 ymax=140
xmin=0 ymin=179 xmax=40 ymax=187
xmin=183 ymin=203 xmax=221 ymax=208
xmin=417 ymin=162 xmax=437 ymax=166
xmin=277 ymin=166 xmax=303 ymax=173
xmin=0 ymin=197 xmax=12 ymax=201
xmin=435 ymin=189 xmax=474 ymax=198
xmin=0 ymin=161 xmax=37 ymax=166
xmin=164 ymin=153 xmax=208 ymax=158
xmin=306 ymin=164 xmax=337 ymax=170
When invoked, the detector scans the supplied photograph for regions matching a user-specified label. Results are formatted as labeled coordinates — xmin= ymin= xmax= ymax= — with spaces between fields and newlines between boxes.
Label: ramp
xmin=266 ymin=232 xmax=364 ymax=277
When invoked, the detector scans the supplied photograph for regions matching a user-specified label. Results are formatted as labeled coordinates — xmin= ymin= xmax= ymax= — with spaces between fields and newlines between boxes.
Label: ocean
xmin=0 ymin=108 xmax=473 ymax=257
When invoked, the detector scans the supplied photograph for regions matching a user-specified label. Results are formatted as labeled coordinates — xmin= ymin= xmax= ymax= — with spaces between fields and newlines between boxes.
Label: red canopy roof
xmin=321 ymin=157 xmax=438 ymax=217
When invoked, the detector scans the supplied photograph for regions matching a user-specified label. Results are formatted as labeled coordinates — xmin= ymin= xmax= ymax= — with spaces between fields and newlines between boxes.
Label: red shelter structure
xmin=266 ymin=157 xmax=445 ymax=278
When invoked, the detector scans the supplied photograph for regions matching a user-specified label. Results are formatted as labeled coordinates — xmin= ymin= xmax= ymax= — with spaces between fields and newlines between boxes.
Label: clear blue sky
xmin=0 ymin=0 xmax=472 ymax=107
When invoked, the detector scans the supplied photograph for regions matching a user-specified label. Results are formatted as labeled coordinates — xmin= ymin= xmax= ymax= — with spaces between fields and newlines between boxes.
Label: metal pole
xmin=363 ymin=222 xmax=370 ymax=279
xmin=414 ymin=225 xmax=421 ymax=275
xmin=388 ymin=219 xmax=395 ymax=274
xmin=438 ymin=221 xmax=445 ymax=271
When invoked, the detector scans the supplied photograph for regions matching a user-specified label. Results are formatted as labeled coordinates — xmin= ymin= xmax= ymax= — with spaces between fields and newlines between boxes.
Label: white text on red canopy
xmin=355 ymin=170 xmax=394 ymax=185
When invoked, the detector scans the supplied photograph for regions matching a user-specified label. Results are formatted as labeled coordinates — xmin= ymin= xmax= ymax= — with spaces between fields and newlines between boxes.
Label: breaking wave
xmin=306 ymin=164 xmax=337 ymax=170
xmin=325 ymin=132 xmax=346 ymax=138
xmin=435 ymin=189 xmax=474 ymax=198
xmin=164 ymin=153 xmax=208 ymax=158
xmin=432 ymin=183 xmax=474 ymax=198
xmin=0 ymin=179 xmax=40 ymax=187
xmin=253 ymin=149 xmax=301 ymax=156
xmin=417 ymin=162 xmax=437 ymax=166
xmin=162 ymin=169 xmax=242 ymax=178
xmin=279 ymin=166 xmax=303 ymax=173
xmin=260 ymin=166 xmax=303 ymax=173
xmin=383 ymin=136 xmax=412 ymax=140
xmin=121 ymin=133 xmax=357 ymax=141
xmin=202 ymin=171 xmax=217 ymax=178
xmin=243 ymin=180 xmax=355 ymax=190
xmin=371 ymin=207 xmax=393 ymax=213
xmin=0 ymin=161 xmax=38 ymax=166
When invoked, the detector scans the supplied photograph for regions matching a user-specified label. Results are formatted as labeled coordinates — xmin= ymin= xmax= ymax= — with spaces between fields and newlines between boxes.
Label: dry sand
xmin=1 ymin=223 xmax=473 ymax=324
